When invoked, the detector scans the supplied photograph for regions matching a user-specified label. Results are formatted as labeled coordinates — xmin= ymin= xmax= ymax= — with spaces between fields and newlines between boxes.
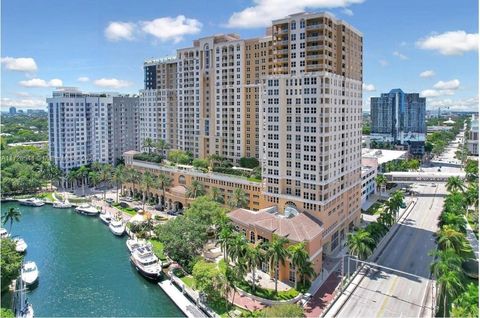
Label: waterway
xmin=1 ymin=202 xmax=183 ymax=317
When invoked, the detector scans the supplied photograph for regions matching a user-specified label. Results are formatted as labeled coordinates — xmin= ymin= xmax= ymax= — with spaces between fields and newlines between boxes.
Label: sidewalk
xmin=304 ymin=269 xmax=342 ymax=317
xmin=228 ymin=290 xmax=266 ymax=311
xmin=158 ymin=280 xmax=207 ymax=318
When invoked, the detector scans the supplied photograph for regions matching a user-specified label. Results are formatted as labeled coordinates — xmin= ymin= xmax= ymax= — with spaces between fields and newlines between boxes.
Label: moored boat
xmin=75 ymin=204 xmax=99 ymax=216
xmin=19 ymin=198 xmax=45 ymax=207
xmin=0 ymin=228 xmax=10 ymax=239
xmin=130 ymin=245 xmax=162 ymax=280
xmin=99 ymin=211 xmax=112 ymax=224
xmin=109 ymin=219 xmax=125 ymax=236
xmin=21 ymin=261 xmax=39 ymax=285
xmin=14 ymin=237 xmax=28 ymax=253
xmin=53 ymin=199 xmax=72 ymax=209
xmin=126 ymin=238 xmax=149 ymax=253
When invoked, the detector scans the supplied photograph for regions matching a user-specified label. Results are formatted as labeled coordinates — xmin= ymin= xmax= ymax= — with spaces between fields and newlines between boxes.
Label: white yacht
xmin=126 ymin=238 xmax=149 ymax=253
xmin=53 ymin=199 xmax=72 ymax=209
xmin=19 ymin=198 xmax=45 ymax=207
xmin=21 ymin=261 xmax=39 ymax=285
xmin=130 ymin=245 xmax=162 ymax=280
xmin=14 ymin=237 xmax=28 ymax=253
xmin=109 ymin=219 xmax=125 ymax=236
xmin=75 ymin=204 xmax=99 ymax=216
xmin=15 ymin=271 xmax=34 ymax=318
xmin=99 ymin=211 xmax=112 ymax=224
xmin=0 ymin=228 xmax=9 ymax=239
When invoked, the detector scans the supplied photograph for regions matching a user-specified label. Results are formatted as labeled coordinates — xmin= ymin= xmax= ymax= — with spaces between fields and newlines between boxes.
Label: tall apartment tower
xmin=111 ymin=95 xmax=140 ymax=162
xmin=260 ymin=12 xmax=363 ymax=255
xmin=370 ymin=89 xmax=426 ymax=155
xmin=48 ymin=88 xmax=113 ymax=170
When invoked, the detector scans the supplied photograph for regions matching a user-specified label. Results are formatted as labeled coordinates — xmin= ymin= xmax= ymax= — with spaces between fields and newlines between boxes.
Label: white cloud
xmin=93 ymin=78 xmax=132 ymax=89
xmin=105 ymin=22 xmax=135 ymax=41
xmin=1 ymin=57 xmax=38 ymax=72
xmin=77 ymin=76 xmax=90 ymax=82
xmin=341 ymin=8 xmax=354 ymax=16
xmin=226 ymin=0 xmax=364 ymax=28
xmin=362 ymin=83 xmax=376 ymax=92
xmin=15 ymin=92 xmax=30 ymax=97
xmin=420 ymin=79 xmax=460 ymax=98
xmin=19 ymin=78 xmax=63 ymax=88
xmin=379 ymin=59 xmax=389 ymax=67
xmin=1 ymin=97 xmax=46 ymax=109
xmin=419 ymin=70 xmax=435 ymax=78
xmin=393 ymin=51 xmax=408 ymax=60
xmin=427 ymin=96 xmax=478 ymax=111
xmin=433 ymin=79 xmax=460 ymax=90
xmin=141 ymin=15 xmax=202 ymax=43
xmin=416 ymin=31 xmax=479 ymax=55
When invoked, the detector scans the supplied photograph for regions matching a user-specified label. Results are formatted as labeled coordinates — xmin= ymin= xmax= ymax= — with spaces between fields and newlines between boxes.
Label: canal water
xmin=1 ymin=202 xmax=183 ymax=317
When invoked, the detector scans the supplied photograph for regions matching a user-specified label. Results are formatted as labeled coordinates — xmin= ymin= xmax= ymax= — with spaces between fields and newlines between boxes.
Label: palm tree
xmin=438 ymin=271 xmax=464 ymax=317
xmin=375 ymin=174 xmax=387 ymax=193
xmin=143 ymin=137 xmax=154 ymax=154
xmin=384 ymin=198 xmax=400 ymax=222
xmin=228 ymin=188 xmax=248 ymax=209
xmin=367 ymin=222 xmax=388 ymax=242
xmin=465 ymin=183 xmax=479 ymax=218
xmin=265 ymin=235 xmax=289 ymax=294
xmin=155 ymin=139 xmax=170 ymax=157
xmin=156 ymin=174 xmax=172 ymax=208
xmin=347 ymin=230 xmax=375 ymax=260
xmin=2 ymin=207 xmax=21 ymax=233
xmin=446 ymin=176 xmax=465 ymax=193
xmin=88 ymin=171 xmax=100 ymax=189
xmin=244 ymin=244 xmax=264 ymax=292
xmin=451 ymin=283 xmax=479 ymax=318
xmin=430 ymin=248 xmax=463 ymax=278
xmin=210 ymin=187 xmax=224 ymax=204
xmin=66 ymin=169 xmax=78 ymax=190
xmin=217 ymin=225 xmax=234 ymax=261
xmin=288 ymin=242 xmax=310 ymax=289
xmin=125 ymin=168 xmax=141 ymax=198
xmin=99 ymin=164 xmax=113 ymax=199
xmin=438 ymin=211 xmax=467 ymax=233
xmin=228 ymin=233 xmax=248 ymax=262
xmin=298 ymin=259 xmax=316 ymax=287
xmin=207 ymin=154 xmax=223 ymax=172
xmin=77 ymin=165 xmax=89 ymax=196
xmin=141 ymin=171 xmax=155 ymax=211
xmin=186 ymin=180 xmax=205 ymax=198
xmin=113 ymin=165 xmax=125 ymax=203
xmin=437 ymin=225 xmax=472 ymax=256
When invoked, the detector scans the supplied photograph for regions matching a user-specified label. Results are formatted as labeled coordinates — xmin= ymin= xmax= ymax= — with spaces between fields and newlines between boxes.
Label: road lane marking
xmin=376 ymin=276 xmax=399 ymax=318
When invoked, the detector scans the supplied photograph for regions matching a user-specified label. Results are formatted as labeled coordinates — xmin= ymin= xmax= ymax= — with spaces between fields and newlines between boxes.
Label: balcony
xmin=275 ymin=40 xmax=289 ymax=46
xmin=306 ymin=24 xmax=322 ymax=30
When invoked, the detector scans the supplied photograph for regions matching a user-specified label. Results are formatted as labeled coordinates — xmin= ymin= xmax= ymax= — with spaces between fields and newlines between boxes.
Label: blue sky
xmin=1 ymin=0 xmax=478 ymax=111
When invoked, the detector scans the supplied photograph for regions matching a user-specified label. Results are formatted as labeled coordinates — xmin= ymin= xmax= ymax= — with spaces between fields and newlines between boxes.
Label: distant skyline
xmin=1 ymin=0 xmax=478 ymax=111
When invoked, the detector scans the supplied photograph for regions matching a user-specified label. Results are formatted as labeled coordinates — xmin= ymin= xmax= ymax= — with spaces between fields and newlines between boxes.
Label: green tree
xmin=0 ymin=308 xmax=14 ymax=318
xmin=347 ymin=229 xmax=375 ymax=260
xmin=265 ymin=235 xmax=289 ymax=294
xmin=168 ymin=149 xmax=191 ymax=165
xmin=192 ymin=158 xmax=209 ymax=170
xmin=465 ymin=160 xmax=479 ymax=182
xmin=438 ymin=271 xmax=464 ymax=317
xmin=113 ymin=165 xmax=125 ymax=203
xmin=446 ymin=176 xmax=465 ymax=193
xmin=259 ymin=304 xmax=304 ymax=317
xmin=2 ymin=207 xmax=21 ymax=233
xmin=99 ymin=164 xmax=113 ymax=199
xmin=451 ymin=283 xmax=479 ymax=318
xmin=141 ymin=171 xmax=155 ymax=211
xmin=375 ymin=174 xmax=387 ymax=193
xmin=192 ymin=260 xmax=224 ymax=301
xmin=184 ymin=196 xmax=226 ymax=228
xmin=239 ymin=157 xmax=260 ymax=169
xmin=143 ymin=137 xmax=154 ymax=154
xmin=155 ymin=139 xmax=170 ymax=157
xmin=244 ymin=244 xmax=264 ymax=292
xmin=186 ymin=180 xmax=205 ymax=198
xmin=228 ymin=233 xmax=248 ymax=261
xmin=437 ymin=225 xmax=472 ymax=256
xmin=288 ymin=242 xmax=309 ymax=288
xmin=228 ymin=188 xmax=248 ymax=209
xmin=209 ymin=187 xmax=225 ymax=204
xmin=1 ymin=239 xmax=23 ymax=292
xmin=77 ymin=165 xmax=89 ymax=196
xmin=156 ymin=173 xmax=172 ymax=208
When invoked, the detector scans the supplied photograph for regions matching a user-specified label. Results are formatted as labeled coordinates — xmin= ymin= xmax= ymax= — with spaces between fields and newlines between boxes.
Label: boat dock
xmin=158 ymin=280 xmax=207 ymax=318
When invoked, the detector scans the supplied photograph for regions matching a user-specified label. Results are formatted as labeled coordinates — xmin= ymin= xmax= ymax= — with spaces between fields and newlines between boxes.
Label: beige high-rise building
xmin=261 ymin=12 xmax=363 ymax=255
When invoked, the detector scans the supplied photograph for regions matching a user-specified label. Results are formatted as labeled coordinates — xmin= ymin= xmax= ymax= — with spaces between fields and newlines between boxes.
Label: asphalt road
xmin=336 ymin=183 xmax=447 ymax=318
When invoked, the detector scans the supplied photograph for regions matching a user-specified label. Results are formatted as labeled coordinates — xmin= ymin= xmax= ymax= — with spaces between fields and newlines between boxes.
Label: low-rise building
xmin=361 ymin=164 xmax=377 ymax=205
xmin=467 ymin=115 xmax=478 ymax=156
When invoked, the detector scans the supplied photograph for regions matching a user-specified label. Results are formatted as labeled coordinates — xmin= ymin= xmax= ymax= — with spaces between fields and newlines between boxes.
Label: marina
xmin=0 ymin=202 xmax=183 ymax=317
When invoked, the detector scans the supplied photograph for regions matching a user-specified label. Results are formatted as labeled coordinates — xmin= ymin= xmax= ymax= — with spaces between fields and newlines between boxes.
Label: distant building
xmin=370 ymin=89 xmax=426 ymax=156
xmin=467 ymin=115 xmax=478 ymax=156
xmin=111 ymin=96 xmax=140 ymax=162
xmin=9 ymin=106 xmax=16 ymax=115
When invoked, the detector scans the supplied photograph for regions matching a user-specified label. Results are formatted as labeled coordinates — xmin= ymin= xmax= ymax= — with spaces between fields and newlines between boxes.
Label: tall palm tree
xmin=288 ymin=242 xmax=310 ymax=289
xmin=375 ymin=174 xmax=388 ymax=193
xmin=2 ymin=207 xmax=21 ymax=233
xmin=88 ymin=171 xmax=100 ymax=189
xmin=438 ymin=271 xmax=464 ymax=317
xmin=113 ymin=165 xmax=125 ymax=203
xmin=438 ymin=211 xmax=467 ymax=233
xmin=244 ymin=244 xmax=264 ymax=292
xmin=430 ymin=248 xmax=463 ymax=278
xmin=451 ymin=283 xmax=479 ymax=318
xmin=228 ymin=188 xmax=248 ymax=209
xmin=156 ymin=173 xmax=172 ymax=208
xmin=265 ymin=235 xmax=289 ymax=294
xmin=207 ymin=154 xmax=223 ymax=172
xmin=210 ymin=187 xmax=224 ymax=204
xmin=347 ymin=230 xmax=375 ymax=260
xmin=186 ymin=180 xmax=205 ymax=198
xmin=437 ymin=225 xmax=472 ymax=256
xmin=77 ymin=165 xmax=89 ymax=196
xmin=67 ymin=170 xmax=78 ymax=190
xmin=143 ymin=137 xmax=154 ymax=154
xmin=465 ymin=183 xmax=479 ymax=218
xmin=155 ymin=139 xmax=170 ymax=157
xmin=384 ymin=198 xmax=400 ymax=222
xmin=99 ymin=164 xmax=113 ymax=199
xmin=217 ymin=226 xmax=234 ymax=261
xmin=141 ymin=171 xmax=155 ymax=211
xmin=125 ymin=168 xmax=141 ymax=198
xmin=446 ymin=176 xmax=465 ymax=193
xmin=228 ymin=233 xmax=248 ymax=262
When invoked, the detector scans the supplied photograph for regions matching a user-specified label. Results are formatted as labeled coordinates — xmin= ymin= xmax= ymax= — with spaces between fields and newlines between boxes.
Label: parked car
xmin=106 ymin=198 xmax=114 ymax=204
xmin=123 ymin=197 xmax=133 ymax=202
xmin=119 ymin=202 xmax=130 ymax=208
xmin=154 ymin=204 xmax=164 ymax=211
xmin=400 ymin=202 xmax=406 ymax=209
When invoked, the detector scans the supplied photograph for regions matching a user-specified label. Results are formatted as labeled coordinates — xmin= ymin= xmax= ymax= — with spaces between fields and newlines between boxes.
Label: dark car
xmin=154 ymin=204 xmax=163 ymax=211
xmin=106 ymin=198 xmax=114 ymax=204
xmin=119 ymin=202 xmax=130 ymax=208
xmin=167 ymin=210 xmax=177 ymax=216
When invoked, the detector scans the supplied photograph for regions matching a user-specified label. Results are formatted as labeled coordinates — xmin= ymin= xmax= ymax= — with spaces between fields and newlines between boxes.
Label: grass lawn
xmin=112 ymin=203 xmax=137 ymax=215
xmin=148 ymin=239 xmax=167 ymax=261
xmin=362 ymin=202 xmax=383 ymax=215
xmin=235 ymin=280 xmax=299 ymax=300
xmin=35 ymin=192 xmax=54 ymax=201
xmin=68 ymin=197 xmax=91 ymax=204
xmin=207 ymin=298 xmax=250 ymax=318
xmin=180 ymin=275 xmax=195 ymax=288
xmin=247 ymin=177 xmax=262 ymax=183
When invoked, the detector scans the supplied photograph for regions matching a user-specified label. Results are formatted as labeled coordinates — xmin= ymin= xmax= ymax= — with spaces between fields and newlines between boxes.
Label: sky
xmin=1 ymin=0 xmax=478 ymax=111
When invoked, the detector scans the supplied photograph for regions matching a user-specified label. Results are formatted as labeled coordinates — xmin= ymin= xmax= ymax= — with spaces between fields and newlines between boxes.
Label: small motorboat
xmin=99 ymin=211 xmax=112 ymax=224
xmin=75 ymin=204 xmax=99 ymax=216
xmin=21 ymin=261 xmax=39 ymax=285
xmin=14 ymin=237 xmax=28 ymax=253
xmin=19 ymin=198 xmax=45 ymax=207
xmin=130 ymin=245 xmax=162 ymax=280
xmin=0 ymin=228 xmax=9 ymax=239
xmin=109 ymin=219 xmax=125 ymax=236
xmin=53 ymin=199 xmax=72 ymax=209
xmin=126 ymin=238 xmax=149 ymax=253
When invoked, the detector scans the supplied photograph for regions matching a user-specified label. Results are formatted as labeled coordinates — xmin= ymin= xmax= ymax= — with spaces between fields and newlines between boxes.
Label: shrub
xmin=133 ymin=153 xmax=163 ymax=164
xmin=239 ymin=157 xmax=260 ymax=169
xmin=192 ymin=158 xmax=209 ymax=170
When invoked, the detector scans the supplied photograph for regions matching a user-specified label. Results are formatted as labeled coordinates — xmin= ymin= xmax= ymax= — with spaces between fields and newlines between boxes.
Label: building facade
xmin=9 ymin=106 xmax=16 ymax=115
xmin=467 ymin=115 xmax=479 ymax=156
xmin=111 ymin=96 xmax=140 ymax=162
xmin=370 ymin=89 xmax=426 ymax=155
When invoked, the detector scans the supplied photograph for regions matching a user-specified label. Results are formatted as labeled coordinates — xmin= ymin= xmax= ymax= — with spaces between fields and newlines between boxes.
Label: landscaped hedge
xmin=133 ymin=153 xmax=163 ymax=164
xmin=235 ymin=280 xmax=299 ymax=301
